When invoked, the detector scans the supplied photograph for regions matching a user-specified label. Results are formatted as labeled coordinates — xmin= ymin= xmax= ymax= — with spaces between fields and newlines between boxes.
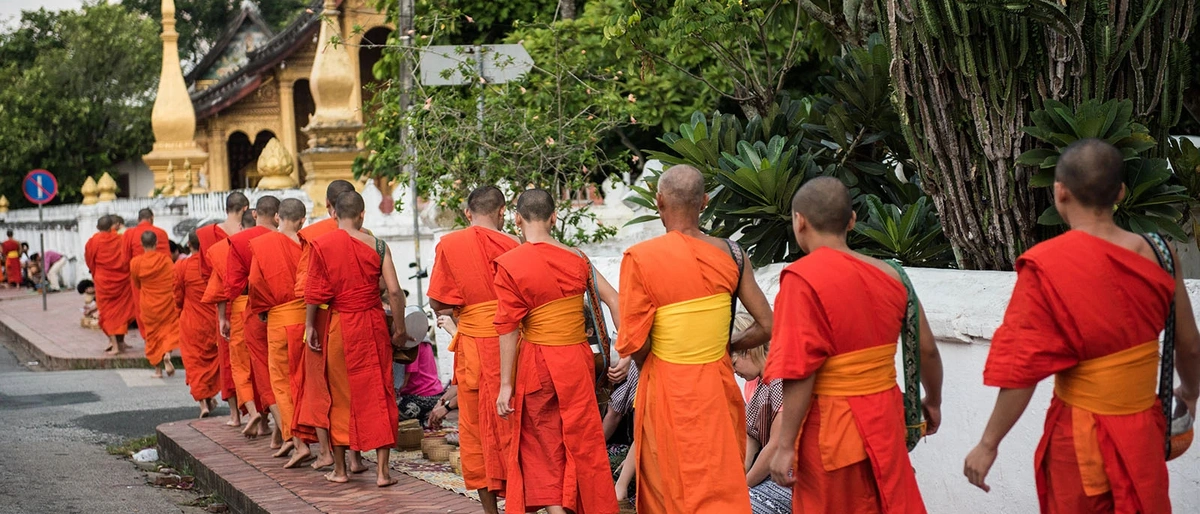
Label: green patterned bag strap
xmin=1140 ymin=232 xmax=1177 ymax=459
xmin=884 ymin=259 xmax=924 ymax=452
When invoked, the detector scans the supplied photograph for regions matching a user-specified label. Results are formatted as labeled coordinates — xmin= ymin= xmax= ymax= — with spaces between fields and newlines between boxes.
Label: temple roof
xmin=188 ymin=0 xmax=337 ymax=121
xmin=184 ymin=3 xmax=274 ymax=84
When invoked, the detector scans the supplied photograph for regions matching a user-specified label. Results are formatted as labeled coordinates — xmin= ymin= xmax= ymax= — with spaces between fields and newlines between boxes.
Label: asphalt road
xmin=0 ymin=331 xmax=214 ymax=514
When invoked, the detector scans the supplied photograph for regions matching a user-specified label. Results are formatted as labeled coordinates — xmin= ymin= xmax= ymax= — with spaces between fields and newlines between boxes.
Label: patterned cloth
xmin=749 ymin=479 xmax=793 ymax=514
xmin=746 ymin=378 xmax=784 ymax=445
xmin=608 ymin=363 xmax=640 ymax=415
xmin=398 ymin=394 xmax=441 ymax=426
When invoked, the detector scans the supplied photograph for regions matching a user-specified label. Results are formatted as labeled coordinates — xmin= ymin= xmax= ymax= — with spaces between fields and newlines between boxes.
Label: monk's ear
xmin=1116 ymin=183 xmax=1127 ymax=204
xmin=702 ymin=193 xmax=710 ymax=211
xmin=846 ymin=211 xmax=857 ymax=234
xmin=654 ymin=191 xmax=665 ymax=211
xmin=463 ymin=209 xmax=474 ymax=223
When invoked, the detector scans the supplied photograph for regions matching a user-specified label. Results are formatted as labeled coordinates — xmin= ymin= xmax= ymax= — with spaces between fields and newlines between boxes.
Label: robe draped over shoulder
xmin=85 ymin=232 xmax=135 ymax=336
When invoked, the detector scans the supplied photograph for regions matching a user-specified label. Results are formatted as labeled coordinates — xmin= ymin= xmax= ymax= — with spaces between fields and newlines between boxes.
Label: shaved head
xmin=279 ymin=198 xmax=307 ymax=222
xmin=255 ymin=195 xmax=280 ymax=219
xmin=657 ymin=165 xmax=706 ymax=212
xmin=1056 ymin=138 xmax=1124 ymax=209
xmin=792 ymin=177 xmax=853 ymax=234
xmin=188 ymin=231 xmax=200 ymax=251
xmin=467 ymin=186 xmax=506 ymax=215
xmin=138 ymin=208 xmax=153 ymax=222
xmin=326 ymin=180 xmax=356 ymax=207
xmin=335 ymin=191 xmax=365 ymax=220
xmin=140 ymin=230 xmax=158 ymax=249
xmin=516 ymin=188 xmax=554 ymax=222
xmin=96 ymin=215 xmax=113 ymax=232
xmin=241 ymin=209 xmax=256 ymax=229
xmin=226 ymin=192 xmax=249 ymax=213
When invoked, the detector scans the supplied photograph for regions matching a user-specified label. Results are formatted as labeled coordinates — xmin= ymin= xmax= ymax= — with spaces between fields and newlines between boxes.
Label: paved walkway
xmin=159 ymin=418 xmax=480 ymax=514
xmin=0 ymin=289 xmax=156 ymax=369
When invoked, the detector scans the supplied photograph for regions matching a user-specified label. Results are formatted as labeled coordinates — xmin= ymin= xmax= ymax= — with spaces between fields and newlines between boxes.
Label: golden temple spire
xmin=142 ymin=0 xmax=208 ymax=196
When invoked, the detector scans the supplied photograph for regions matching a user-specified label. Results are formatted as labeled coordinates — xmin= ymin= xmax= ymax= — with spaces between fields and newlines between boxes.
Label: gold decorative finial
xmin=163 ymin=161 xmax=176 ymax=197
xmin=81 ymin=177 xmax=99 ymax=205
xmin=177 ymin=158 xmax=193 ymax=196
xmin=256 ymin=138 xmax=298 ymax=189
xmin=0 ymin=195 xmax=8 ymax=214
xmin=97 ymin=172 xmax=118 ymax=202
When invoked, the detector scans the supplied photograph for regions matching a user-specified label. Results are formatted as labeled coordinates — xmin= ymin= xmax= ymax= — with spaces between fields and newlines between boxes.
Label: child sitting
xmin=77 ymin=280 xmax=100 ymax=330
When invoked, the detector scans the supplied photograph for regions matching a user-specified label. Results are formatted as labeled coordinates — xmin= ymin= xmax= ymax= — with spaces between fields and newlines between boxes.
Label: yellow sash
xmin=449 ymin=300 xmax=500 ymax=351
xmin=267 ymin=299 xmax=306 ymax=329
xmin=522 ymin=295 xmax=587 ymax=346
xmin=813 ymin=344 xmax=897 ymax=397
xmin=230 ymin=294 xmax=249 ymax=314
xmin=650 ymin=293 xmax=731 ymax=365
xmin=1054 ymin=341 xmax=1159 ymax=416
xmin=4 ymin=250 xmax=16 ymax=259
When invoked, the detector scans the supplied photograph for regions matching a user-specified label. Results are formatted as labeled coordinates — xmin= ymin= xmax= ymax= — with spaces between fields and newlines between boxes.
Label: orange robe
xmin=249 ymin=232 xmax=305 ymax=440
xmin=124 ymin=221 xmax=170 ymax=325
xmin=175 ymin=256 xmax=220 ymax=401
xmin=617 ymin=232 xmax=749 ymax=513
xmin=292 ymin=218 xmax=340 ymax=444
xmin=2 ymin=238 xmax=19 ymax=285
xmin=84 ymin=231 xmax=135 ymax=336
xmin=984 ymin=231 xmax=1174 ymax=513
xmin=764 ymin=248 xmax=925 ymax=514
xmin=225 ymin=225 xmax=275 ymax=409
xmin=130 ymin=252 xmax=181 ymax=366
xmin=428 ymin=226 xmax=519 ymax=493
xmin=196 ymin=225 xmax=233 ymax=401
xmin=493 ymin=242 xmax=617 ymax=514
xmin=305 ymin=229 xmax=398 ymax=451
xmin=203 ymin=239 xmax=258 ymax=411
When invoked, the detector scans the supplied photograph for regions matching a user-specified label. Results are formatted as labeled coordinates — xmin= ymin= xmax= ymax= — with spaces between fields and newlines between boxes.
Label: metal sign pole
xmin=39 ymin=204 xmax=46 ymax=311
xmin=400 ymin=0 xmax=423 ymax=308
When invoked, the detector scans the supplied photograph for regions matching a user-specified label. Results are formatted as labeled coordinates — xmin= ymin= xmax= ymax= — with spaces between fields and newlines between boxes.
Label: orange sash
xmin=812 ymin=344 xmax=898 ymax=472
xmin=267 ymin=299 xmax=307 ymax=329
xmin=522 ymin=295 xmax=586 ymax=346
xmin=1053 ymin=341 xmax=1159 ymax=496
xmin=450 ymin=300 xmax=499 ymax=351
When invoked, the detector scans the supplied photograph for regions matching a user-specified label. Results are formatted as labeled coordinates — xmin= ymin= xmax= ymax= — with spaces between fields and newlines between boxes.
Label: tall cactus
xmin=803 ymin=0 xmax=1196 ymax=269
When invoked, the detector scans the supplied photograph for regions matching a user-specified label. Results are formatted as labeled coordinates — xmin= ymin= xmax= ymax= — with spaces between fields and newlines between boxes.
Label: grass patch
xmin=106 ymin=434 xmax=158 ymax=456
xmin=183 ymin=493 xmax=225 ymax=508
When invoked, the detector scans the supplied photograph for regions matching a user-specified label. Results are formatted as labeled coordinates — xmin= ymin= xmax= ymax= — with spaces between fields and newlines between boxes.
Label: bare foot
xmin=270 ymin=425 xmax=283 ymax=449
xmin=151 ymin=370 xmax=164 ymax=379
xmin=377 ymin=476 xmax=398 ymax=487
xmin=349 ymin=461 xmax=369 ymax=474
xmin=163 ymin=357 xmax=175 ymax=377
xmin=324 ymin=471 xmax=349 ymax=484
xmin=225 ymin=418 xmax=241 ymax=427
xmin=311 ymin=454 xmax=334 ymax=470
xmin=273 ymin=441 xmax=295 ymax=458
xmin=199 ymin=402 xmax=211 ymax=419
xmin=284 ymin=448 xmax=314 ymax=469
xmin=242 ymin=413 xmax=263 ymax=437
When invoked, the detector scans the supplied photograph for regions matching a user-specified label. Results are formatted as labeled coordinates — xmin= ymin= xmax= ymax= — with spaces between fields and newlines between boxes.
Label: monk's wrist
xmin=978 ymin=435 xmax=1001 ymax=452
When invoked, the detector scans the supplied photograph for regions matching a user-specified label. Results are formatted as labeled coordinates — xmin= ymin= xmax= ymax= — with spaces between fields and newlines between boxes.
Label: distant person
xmin=85 ymin=216 xmax=135 ymax=355
xmin=175 ymin=232 xmax=220 ymax=418
xmin=130 ymin=231 xmax=180 ymax=378
xmin=397 ymin=311 xmax=445 ymax=427
xmin=2 ymin=230 xmax=20 ymax=287
xmin=728 ymin=312 xmax=791 ymax=514
xmin=964 ymin=138 xmax=1200 ymax=511
xmin=39 ymin=250 xmax=68 ymax=291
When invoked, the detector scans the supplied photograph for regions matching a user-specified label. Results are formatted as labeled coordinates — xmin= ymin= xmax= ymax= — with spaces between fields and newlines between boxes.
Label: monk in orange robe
xmin=130 ymin=231 xmax=181 ymax=378
xmin=428 ymin=185 xmax=519 ymax=510
xmin=493 ymin=188 xmax=619 ymax=514
xmin=207 ymin=209 xmax=263 ymax=429
xmin=249 ymin=198 xmax=314 ymax=468
xmin=616 ymin=166 xmax=774 ymax=514
xmin=3 ymin=230 xmax=20 ymax=287
xmin=293 ymin=179 xmax=364 ymax=472
xmin=123 ymin=209 xmax=170 ymax=327
xmin=964 ymin=139 xmax=1200 ymax=512
xmin=198 ymin=193 xmax=249 ymax=427
xmin=763 ymin=177 xmax=942 ymax=513
xmin=85 ymin=216 xmax=136 ymax=355
xmin=223 ymin=195 xmax=280 ymax=440
xmin=176 ymin=231 xmax=220 ymax=418
xmin=304 ymin=191 xmax=404 ymax=487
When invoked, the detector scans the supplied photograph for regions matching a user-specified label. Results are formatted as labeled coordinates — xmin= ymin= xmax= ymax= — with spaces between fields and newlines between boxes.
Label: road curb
xmin=0 ymin=307 xmax=176 ymax=370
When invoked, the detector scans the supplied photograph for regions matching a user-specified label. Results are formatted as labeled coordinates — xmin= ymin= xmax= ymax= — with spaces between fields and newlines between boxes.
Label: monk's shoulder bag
xmin=1140 ymin=232 xmax=1193 ymax=461
xmin=883 ymin=259 xmax=925 ymax=452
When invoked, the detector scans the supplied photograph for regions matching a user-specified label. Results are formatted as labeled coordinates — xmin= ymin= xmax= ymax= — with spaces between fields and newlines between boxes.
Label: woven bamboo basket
xmin=449 ymin=450 xmax=461 ymax=474
xmin=426 ymin=442 xmax=452 ymax=462
xmin=396 ymin=424 xmax=423 ymax=452
xmin=421 ymin=436 xmax=447 ymax=458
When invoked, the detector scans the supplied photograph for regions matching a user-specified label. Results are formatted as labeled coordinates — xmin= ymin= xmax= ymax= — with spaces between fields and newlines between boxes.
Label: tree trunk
xmin=559 ymin=0 xmax=576 ymax=20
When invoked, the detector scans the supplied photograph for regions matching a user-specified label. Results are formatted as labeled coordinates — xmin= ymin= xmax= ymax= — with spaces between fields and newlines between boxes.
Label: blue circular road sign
xmin=23 ymin=169 xmax=58 ymax=205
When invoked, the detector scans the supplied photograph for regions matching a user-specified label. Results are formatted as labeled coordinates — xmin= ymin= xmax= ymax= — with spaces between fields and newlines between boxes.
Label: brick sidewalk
xmin=158 ymin=418 xmax=480 ymax=514
xmin=0 ymin=290 xmax=159 ymax=369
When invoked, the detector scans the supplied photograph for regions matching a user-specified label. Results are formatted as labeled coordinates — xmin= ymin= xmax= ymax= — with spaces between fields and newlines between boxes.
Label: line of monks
xmin=79 ymin=136 xmax=1200 ymax=513
xmin=431 ymin=139 xmax=1199 ymax=514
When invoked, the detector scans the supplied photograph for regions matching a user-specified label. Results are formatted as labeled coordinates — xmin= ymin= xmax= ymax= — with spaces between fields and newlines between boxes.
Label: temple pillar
xmin=301 ymin=0 xmax=363 ymax=217
xmin=142 ymin=0 xmax=208 ymax=195
xmin=279 ymin=80 xmax=300 ymax=185
xmin=207 ymin=122 xmax=229 ymax=191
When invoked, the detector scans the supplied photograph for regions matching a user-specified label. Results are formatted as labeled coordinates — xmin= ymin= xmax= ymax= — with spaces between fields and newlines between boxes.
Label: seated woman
xmin=397 ymin=314 xmax=445 ymax=426
xmin=731 ymin=316 xmax=792 ymax=514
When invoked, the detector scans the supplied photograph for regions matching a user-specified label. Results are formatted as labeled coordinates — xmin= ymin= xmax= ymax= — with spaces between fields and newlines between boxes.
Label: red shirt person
xmin=427 ymin=185 xmax=519 ymax=507
xmin=304 ymin=191 xmax=405 ymax=487
xmin=964 ymin=139 xmax=1200 ymax=512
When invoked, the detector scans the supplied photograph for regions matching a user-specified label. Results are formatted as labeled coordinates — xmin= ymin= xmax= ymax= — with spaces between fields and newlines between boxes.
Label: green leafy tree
xmin=0 ymin=4 xmax=160 ymax=207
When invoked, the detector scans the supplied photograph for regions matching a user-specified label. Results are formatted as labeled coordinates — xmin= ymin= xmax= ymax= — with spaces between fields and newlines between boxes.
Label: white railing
xmin=1 ymin=203 xmax=80 ymax=222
